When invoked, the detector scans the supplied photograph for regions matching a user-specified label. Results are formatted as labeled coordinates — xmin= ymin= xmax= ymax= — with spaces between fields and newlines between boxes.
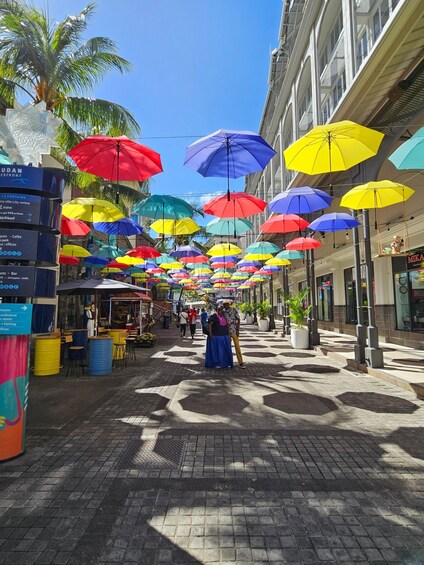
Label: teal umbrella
xmin=97 ymin=245 xmax=126 ymax=259
xmin=132 ymin=194 xmax=197 ymax=220
xmin=0 ymin=148 xmax=12 ymax=164
xmin=389 ymin=128 xmax=424 ymax=170
xmin=276 ymin=250 xmax=304 ymax=260
xmin=206 ymin=217 xmax=253 ymax=236
xmin=245 ymin=241 xmax=280 ymax=254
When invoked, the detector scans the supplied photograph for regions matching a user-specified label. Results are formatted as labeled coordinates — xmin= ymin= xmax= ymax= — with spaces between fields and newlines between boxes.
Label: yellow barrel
xmin=34 ymin=335 xmax=61 ymax=376
xmin=109 ymin=329 xmax=127 ymax=360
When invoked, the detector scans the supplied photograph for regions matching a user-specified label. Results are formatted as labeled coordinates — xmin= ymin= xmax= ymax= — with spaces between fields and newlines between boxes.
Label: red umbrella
xmin=239 ymin=266 xmax=258 ymax=273
xmin=203 ymin=192 xmax=266 ymax=219
xmin=286 ymin=237 xmax=323 ymax=250
xmin=68 ymin=135 xmax=163 ymax=182
xmin=126 ymin=246 xmax=161 ymax=259
xmin=211 ymin=261 xmax=235 ymax=269
xmin=59 ymin=254 xmax=79 ymax=265
xmin=105 ymin=260 xmax=131 ymax=269
xmin=60 ymin=216 xmax=90 ymax=236
xmin=260 ymin=214 xmax=309 ymax=233
xmin=146 ymin=267 xmax=165 ymax=274
xmin=180 ymin=254 xmax=209 ymax=264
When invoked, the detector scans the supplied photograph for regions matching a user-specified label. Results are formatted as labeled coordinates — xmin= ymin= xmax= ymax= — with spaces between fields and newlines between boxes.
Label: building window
xmin=393 ymin=250 xmax=424 ymax=332
xmin=298 ymin=83 xmax=312 ymax=121
xmin=373 ymin=0 xmax=390 ymax=41
xmin=332 ymin=70 xmax=346 ymax=109
xmin=344 ymin=266 xmax=369 ymax=325
xmin=357 ymin=32 xmax=368 ymax=68
xmin=319 ymin=11 xmax=343 ymax=75
xmin=317 ymin=274 xmax=333 ymax=321
xmin=321 ymin=97 xmax=331 ymax=123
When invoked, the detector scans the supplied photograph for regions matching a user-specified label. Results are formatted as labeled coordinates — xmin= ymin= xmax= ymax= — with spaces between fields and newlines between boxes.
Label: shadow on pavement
xmin=290 ymin=363 xmax=341 ymax=374
xmin=337 ymin=392 xmax=419 ymax=414
xmin=179 ymin=392 xmax=249 ymax=416
xmin=263 ymin=392 xmax=338 ymax=415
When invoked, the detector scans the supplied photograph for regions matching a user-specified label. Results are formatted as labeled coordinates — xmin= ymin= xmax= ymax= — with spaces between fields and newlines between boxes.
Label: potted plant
xmin=135 ymin=332 xmax=156 ymax=347
xmin=244 ymin=303 xmax=254 ymax=325
xmin=238 ymin=302 xmax=248 ymax=321
xmin=283 ymin=289 xmax=312 ymax=349
xmin=256 ymin=300 xmax=271 ymax=331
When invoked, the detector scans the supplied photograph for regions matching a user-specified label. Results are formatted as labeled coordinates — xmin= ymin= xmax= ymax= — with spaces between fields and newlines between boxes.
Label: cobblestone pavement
xmin=1 ymin=325 xmax=424 ymax=564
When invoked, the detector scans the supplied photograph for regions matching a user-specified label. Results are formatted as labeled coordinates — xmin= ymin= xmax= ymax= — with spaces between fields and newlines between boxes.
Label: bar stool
xmin=125 ymin=338 xmax=137 ymax=362
xmin=66 ymin=346 xmax=85 ymax=377
xmin=113 ymin=343 xmax=127 ymax=369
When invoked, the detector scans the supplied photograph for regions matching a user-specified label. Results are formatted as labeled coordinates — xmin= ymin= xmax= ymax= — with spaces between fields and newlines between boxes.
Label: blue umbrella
xmin=269 ymin=187 xmax=333 ymax=214
xmin=389 ymin=127 xmax=424 ymax=170
xmin=236 ymin=259 xmax=261 ymax=267
xmin=206 ymin=217 xmax=253 ymax=236
xmin=208 ymin=255 xmax=238 ymax=263
xmin=308 ymin=213 xmax=360 ymax=232
xmin=93 ymin=217 xmax=143 ymax=236
xmin=276 ymin=250 xmax=304 ymax=260
xmin=171 ymin=245 xmax=203 ymax=258
xmin=84 ymin=256 xmax=109 ymax=267
xmin=132 ymin=194 xmax=197 ymax=220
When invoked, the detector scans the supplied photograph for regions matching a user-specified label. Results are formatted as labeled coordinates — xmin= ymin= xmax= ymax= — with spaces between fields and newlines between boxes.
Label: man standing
xmin=188 ymin=307 xmax=197 ymax=339
xmin=222 ymin=300 xmax=246 ymax=368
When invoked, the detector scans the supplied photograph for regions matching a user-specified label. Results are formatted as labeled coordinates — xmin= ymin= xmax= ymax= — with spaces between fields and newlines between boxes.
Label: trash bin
xmin=162 ymin=315 xmax=170 ymax=329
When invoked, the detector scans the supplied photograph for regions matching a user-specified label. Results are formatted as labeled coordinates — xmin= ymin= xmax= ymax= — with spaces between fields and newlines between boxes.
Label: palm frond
xmin=50 ymin=2 xmax=95 ymax=53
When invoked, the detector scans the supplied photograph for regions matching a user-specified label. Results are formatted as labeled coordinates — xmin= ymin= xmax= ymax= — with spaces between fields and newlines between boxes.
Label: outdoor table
xmin=88 ymin=337 xmax=113 ymax=376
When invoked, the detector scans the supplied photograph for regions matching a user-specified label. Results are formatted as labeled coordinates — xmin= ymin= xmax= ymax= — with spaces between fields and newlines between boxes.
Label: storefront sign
xmin=0 ymin=303 xmax=33 ymax=335
xmin=0 ymin=266 xmax=56 ymax=297
xmin=0 ymin=228 xmax=58 ymax=263
xmin=0 ymin=165 xmax=63 ymax=198
xmin=0 ymin=193 xmax=60 ymax=230
xmin=407 ymin=249 xmax=424 ymax=270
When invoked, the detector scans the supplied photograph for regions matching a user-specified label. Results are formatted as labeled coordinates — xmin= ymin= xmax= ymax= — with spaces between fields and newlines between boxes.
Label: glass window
xmin=409 ymin=269 xmax=424 ymax=331
xmin=317 ymin=274 xmax=333 ymax=321
xmin=373 ymin=0 xmax=390 ymax=41
xmin=322 ymin=97 xmax=331 ymax=123
xmin=357 ymin=32 xmax=368 ymax=68
xmin=332 ymin=70 xmax=346 ymax=108
xmin=344 ymin=266 xmax=369 ymax=325
xmin=394 ymin=272 xmax=410 ymax=330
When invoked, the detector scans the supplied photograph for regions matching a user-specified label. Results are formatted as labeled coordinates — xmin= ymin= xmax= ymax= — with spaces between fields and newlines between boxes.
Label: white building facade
xmin=245 ymin=0 xmax=424 ymax=349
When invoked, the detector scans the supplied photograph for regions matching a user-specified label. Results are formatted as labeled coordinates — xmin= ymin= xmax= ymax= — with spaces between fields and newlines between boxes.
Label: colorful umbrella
xmin=207 ymin=243 xmax=242 ymax=256
xmin=62 ymin=198 xmax=125 ymax=223
xmin=239 ymin=266 xmax=259 ymax=273
xmin=60 ymin=216 xmax=91 ymax=236
xmin=205 ymin=217 xmax=253 ymax=236
xmin=244 ymin=253 xmax=274 ymax=261
xmin=265 ymin=257 xmax=291 ymax=266
xmin=150 ymin=217 xmax=200 ymax=235
xmin=180 ymin=254 xmax=209 ymax=264
xmin=84 ymin=256 xmax=109 ymax=267
xmin=286 ymin=237 xmax=323 ymax=250
xmin=102 ymin=267 xmax=123 ymax=274
xmin=105 ymin=261 xmax=131 ymax=269
xmin=308 ymin=212 xmax=360 ymax=232
xmin=260 ymin=214 xmax=309 ymax=233
xmin=116 ymin=255 xmax=145 ymax=266
xmin=245 ymin=241 xmax=280 ymax=255
xmin=208 ymin=255 xmax=237 ymax=263
xmin=389 ymin=127 xmax=424 ymax=170
xmin=171 ymin=245 xmax=203 ymax=259
xmin=126 ymin=246 xmax=161 ymax=259
xmin=191 ymin=267 xmax=213 ymax=275
xmin=203 ymin=192 xmax=266 ymax=219
xmin=269 ymin=187 xmax=333 ymax=215
xmin=59 ymin=254 xmax=79 ymax=265
xmin=283 ymin=120 xmax=384 ymax=175
xmin=276 ymin=249 xmax=304 ymax=260
xmin=236 ymin=259 xmax=261 ymax=267
xmin=211 ymin=261 xmax=236 ymax=269
xmin=93 ymin=218 xmax=143 ymax=236
xmin=96 ymin=245 xmax=125 ymax=259
xmin=132 ymin=194 xmax=196 ymax=220
xmin=340 ymin=181 xmax=414 ymax=210
xmin=159 ymin=261 xmax=184 ymax=270
xmin=60 ymin=244 xmax=91 ymax=258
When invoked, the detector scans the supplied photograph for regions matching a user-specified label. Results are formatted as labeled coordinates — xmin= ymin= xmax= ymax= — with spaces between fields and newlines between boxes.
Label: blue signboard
xmin=0 ymin=228 xmax=58 ymax=263
xmin=0 ymin=193 xmax=60 ymax=230
xmin=0 ymin=266 xmax=56 ymax=297
xmin=0 ymin=303 xmax=33 ymax=335
xmin=0 ymin=165 xmax=64 ymax=199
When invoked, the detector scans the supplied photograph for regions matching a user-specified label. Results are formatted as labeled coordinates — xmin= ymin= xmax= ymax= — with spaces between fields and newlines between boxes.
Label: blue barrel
xmin=88 ymin=337 xmax=113 ymax=376
xmin=71 ymin=329 xmax=88 ymax=360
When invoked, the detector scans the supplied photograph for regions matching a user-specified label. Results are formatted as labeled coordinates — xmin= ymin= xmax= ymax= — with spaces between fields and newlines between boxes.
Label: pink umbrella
xmin=286 ymin=237 xmax=323 ymax=250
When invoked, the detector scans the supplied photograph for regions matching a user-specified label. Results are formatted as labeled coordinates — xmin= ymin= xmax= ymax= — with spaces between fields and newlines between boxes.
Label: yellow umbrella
xmin=131 ymin=272 xmax=149 ymax=279
xmin=207 ymin=243 xmax=242 ymax=256
xmin=150 ymin=217 xmax=200 ymax=235
xmin=213 ymin=283 xmax=227 ymax=288
xmin=340 ymin=181 xmax=414 ymax=209
xmin=265 ymin=257 xmax=291 ymax=266
xmin=160 ymin=261 xmax=184 ymax=270
xmin=62 ymin=198 xmax=125 ymax=223
xmin=244 ymin=252 xmax=273 ymax=261
xmin=284 ymin=120 xmax=384 ymax=175
xmin=116 ymin=256 xmax=144 ymax=266
xmin=60 ymin=244 xmax=91 ymax=258
xmin=191 ymin=267 xmax=212 ymax=274
xmin=102 ymin=267 xmax=122 ymax=273
xmin=211 ymin=272 xmax=231 ymax=279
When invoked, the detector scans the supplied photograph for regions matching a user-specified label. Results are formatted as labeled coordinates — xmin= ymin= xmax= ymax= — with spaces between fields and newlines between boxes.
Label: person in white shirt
xmin=179 ymin=309 xmax=189 ymax=338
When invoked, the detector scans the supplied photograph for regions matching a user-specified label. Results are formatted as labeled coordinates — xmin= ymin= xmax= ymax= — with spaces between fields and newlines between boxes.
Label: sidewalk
xmin=1 ymin=323 xmax=424 ymax=564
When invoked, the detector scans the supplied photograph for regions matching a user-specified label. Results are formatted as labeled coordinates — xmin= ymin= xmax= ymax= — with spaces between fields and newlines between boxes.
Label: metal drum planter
xmin=34 ymin=335 xmax=61 ymax=376
xmin=88 ymin=337 xmax=113 ymax=376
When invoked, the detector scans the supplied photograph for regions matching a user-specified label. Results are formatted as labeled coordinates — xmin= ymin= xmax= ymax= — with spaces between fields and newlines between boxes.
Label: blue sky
xmin=33 ymin=0 xmax=281 ymax=223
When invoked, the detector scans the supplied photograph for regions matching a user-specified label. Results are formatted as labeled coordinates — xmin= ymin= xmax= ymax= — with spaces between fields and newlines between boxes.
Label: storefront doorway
xmin=393 ymin=249 xmax=424 ymax=332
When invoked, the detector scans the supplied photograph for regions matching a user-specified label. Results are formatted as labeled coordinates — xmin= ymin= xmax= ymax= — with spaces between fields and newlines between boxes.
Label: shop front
xmin=393 ymin=249 xmax=424 ymax=333
xmin=317 ymin=274 xmax=333 ymax=322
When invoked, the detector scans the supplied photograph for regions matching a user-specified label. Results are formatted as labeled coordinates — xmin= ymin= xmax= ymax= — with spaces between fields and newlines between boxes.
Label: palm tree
xmin=0 ymin=1 xmax=144 ymax=205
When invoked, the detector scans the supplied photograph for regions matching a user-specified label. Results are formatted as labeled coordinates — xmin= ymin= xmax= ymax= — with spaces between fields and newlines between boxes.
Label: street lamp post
xmin=269 ymin=275 xmax=275 ymax=330
xmin=352 ymin=210 xmax=366 ymax=364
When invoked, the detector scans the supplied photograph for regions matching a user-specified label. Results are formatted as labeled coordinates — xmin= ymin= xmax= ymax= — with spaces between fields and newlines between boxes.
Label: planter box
xmin=291 ymin=328 xmax=309 ymax=349
xmin=245 ymin=315 xmax=254 ymax=324
xmin=258 ymin=319 xmax=269 ymax=331
xmin=135 ymin=341 xmax=155 ymax=348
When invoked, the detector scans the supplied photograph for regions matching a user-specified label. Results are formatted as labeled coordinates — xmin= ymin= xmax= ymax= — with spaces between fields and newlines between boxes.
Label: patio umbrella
xmin=283 ymin=120 xmax=384 ymax=175
xmin=265 ymin=257 xmax=291 ymax=266
xmin=269 ymin=187 xmax=333 ymax=215
xmin=206 ymin=217 xmax=253 ymax=236
xmin=59 ymin=254 xmax=79 ymax=265
xmin=126 ymin=246 xmax=161 ymax=259
xmin=260 ymin=214 xmax=309 ymax=234
xmin=286 ymin=237 xmax=323 ymax=250
xmin=308 ymin=212 xmax=360 ymax=232
xmin=239 ymin=266 xmax=259 ymax=273
xmin=208 ymin=255 xmax=237 ymax=263
xmin=236 ymin=259 xmax=261 ymax=267
xmin=56 ymin=277 xmax=146 ymax=295
xmin=244 ymin=253 xmax=273 ymax=261
xmin=60 ymin=244 xmax=91 ymax=258
xmin=159 ymin=261 xmax=184 ymax=270
xmin=180 ymin=255 xmax=209 ymax=264
xmin=116 ymin=255 xmax=145 ymax=266
xmin=191 ymin=268 xmax=213 ymax=275
xmin=211 ymin=261 xmax=236 ymax=269
xmin=93 ymin=218 xmax=143 ymax=236
xmin=388 ymin=127 xmax=424 ymax=170
xmin=132 ymin=194 xmax=196 ymax=220
xmin=150 ymin=218 xmax=200 ymax=235
xmin=276 ymin=250 xmax=304 ymax=260
xmin=60 ymin=216 xmax=91 ymax=236
xmin=84 ymin=256 xmax=109 ymax=267
xmin=62 ymin=198 xmax=125 ymax=223
xmin=245 ymin=241 xmax=280 ymax=255
xmin=102 ymin=267 xmax=123 ymax=274
xmin=96 ymin=245 xmax=125 ymax=259
xmin=171 ymin=245 xmax=203 ymax=259
xmin=207 ymin=243 xmax=242 ymax=257
xmin=203 ymin=192 xmax=266 ymax=219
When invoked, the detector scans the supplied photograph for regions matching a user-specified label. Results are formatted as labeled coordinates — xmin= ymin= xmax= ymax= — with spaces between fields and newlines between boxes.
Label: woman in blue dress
xmin=205 ymin=305 xmax=233 ymax=369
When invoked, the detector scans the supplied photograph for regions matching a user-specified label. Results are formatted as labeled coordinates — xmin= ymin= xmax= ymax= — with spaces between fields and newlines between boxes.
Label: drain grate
xmin=115 ymin=439 xmax=186 ymax=470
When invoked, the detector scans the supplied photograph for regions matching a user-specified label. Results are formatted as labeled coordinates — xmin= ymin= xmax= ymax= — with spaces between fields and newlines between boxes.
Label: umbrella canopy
xmin=340 ymin=181 xmax=415 ymax=209
xmin=269 ymin=187 xmax=333 ymax=214
xmin=265 ymin=257 xmax=291 ymax=266
xmin=203 ymin=192 xmax=266 ymax=219
xmin=184 ymin=129 xmax=276 ymax=179
xmin=156 ymin=254 xmax=176 ymax=264
xmin=207 ymin=255 xmax=237 ymax=263
xmin=126 ymin=246 xmax=161 ymax=259
xmin=211 ymin=261 xmax=236 ymax=269
xmin=245 ymin=241 xmax=280 ymax=255
xmin=207 ymin=243 xmax=242 ymax=257
xmin=60 ymin=244 xmax=91 ymax=258
xmin=132 ymin=194 xmax=196 ymax=220
xmin=276 ymin=249 xmax=304 ymax=260
xmin=93 ymin=218 xmax=143 ymax=236
xmin=150 ymin=218 xmax=200 ymax=235
xmin=60 ymin=216 xmax=91 ymax=236
xmin=206 ymin=217 xmax=253 ymax=236
xmin=308 ymin=212 xmax=360 ymax=232
xmin=388 ymin=127 xmax=424 ymax=170
xmin=105 ymin=260 xmax=131 ymax=269
xmin=159 ymin=261 xmax=184 ymax=270
xmin=59 ymin=254 xmax=79 ymax=265
xmin=56 ymin=277 xmax=146 ymax=295
xmin=260 ymin=214 xmax=309 ymax=233
xmin=283 ymin=120 xmax=384 ymax=175
xmin=185 ymin=262 xmax=210 ymax=269
xmin=258 ymin=266 xmax=281 ymax=274
xmin=171 ymin=245 xmax=203 ymax=258
xmin=102 ymin=267 xmax=123 ymax=274
xmin=239 ymin=266 xmax=258 ymax=273
xmin=84 ymin=256 xmax=109 ymax=267
xmin=96 ymin=245 xmax=125 ymax=259
xmin=116 ymin=255 xmax=145 ymax=266
xmin=192 ymin=267 xmax=213 ymax=275
xmin=244 ymin=253 xmax=273 ymax=261
xmin=286 ymin=237 xmax=323 ymax=250
xmin=62 ymin=198 xmax=125 ymax=223
xmin=68 ymin=135 xmax=163 ymax=182
xmin=236 ymin=259 xmax=261 ymax=267
xmin=180 ymin=254 xmax=209 ymax=264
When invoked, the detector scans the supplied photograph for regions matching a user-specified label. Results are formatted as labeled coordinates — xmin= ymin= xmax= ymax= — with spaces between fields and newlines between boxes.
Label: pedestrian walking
xmin=205 ymin=305 xmax=233 ymax=369
xmin=188 ymin=307 xmax=197 ymax=339
xmin=179 ymin=309 xmax=188 ymax=338
xmin=200 ymin=308 xmax=208 ymax=336
xmin=222 ymin=299 xmax=246 ymax=368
